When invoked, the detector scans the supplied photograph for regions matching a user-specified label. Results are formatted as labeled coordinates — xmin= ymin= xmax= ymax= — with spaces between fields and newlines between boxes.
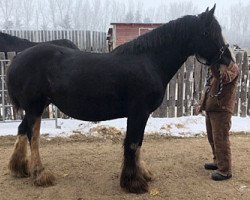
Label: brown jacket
xmin=200 ymin=62 xmax=239 ymax=113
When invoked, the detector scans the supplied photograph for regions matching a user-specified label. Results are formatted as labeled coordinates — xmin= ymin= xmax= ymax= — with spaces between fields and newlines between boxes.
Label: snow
xmin=0 ymin=115 xmax=249 ymax=138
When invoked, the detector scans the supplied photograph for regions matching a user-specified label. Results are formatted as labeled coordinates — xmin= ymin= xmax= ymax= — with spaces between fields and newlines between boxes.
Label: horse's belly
xmin=52 ymin=97 xmax=127 ymax=121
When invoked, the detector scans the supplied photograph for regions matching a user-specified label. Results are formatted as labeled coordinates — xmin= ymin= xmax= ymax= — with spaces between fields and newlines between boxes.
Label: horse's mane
xmin=209 ymin=17 xmax=223 ymax=45
xmin=0 ymin=32 xmax=31 ymax=43
xmin=112 ymin=15 xmax=198 ymax=55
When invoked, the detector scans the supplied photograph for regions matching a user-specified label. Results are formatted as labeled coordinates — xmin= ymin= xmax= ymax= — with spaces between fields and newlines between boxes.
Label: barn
xmin=107 ymin=23 xmax=163 ymax=51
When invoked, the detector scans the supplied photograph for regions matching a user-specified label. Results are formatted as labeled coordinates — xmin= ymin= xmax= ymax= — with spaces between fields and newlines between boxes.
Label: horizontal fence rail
xmin=0 ymin=51 xmax=249 ymax=121
xmin=1 ymin=30 xmax=107 ymax=52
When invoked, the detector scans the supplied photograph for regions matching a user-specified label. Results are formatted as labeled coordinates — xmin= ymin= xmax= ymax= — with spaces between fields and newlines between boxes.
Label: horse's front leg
xmin=120 ymin=109 xmax=153 ymax=193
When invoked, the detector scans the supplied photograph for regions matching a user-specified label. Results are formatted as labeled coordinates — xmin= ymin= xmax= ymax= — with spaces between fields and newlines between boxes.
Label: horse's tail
xmin=6 ymin=58 xmax=21 ymax=112
xmin=8 ymin=92 xmax=21 ymax=112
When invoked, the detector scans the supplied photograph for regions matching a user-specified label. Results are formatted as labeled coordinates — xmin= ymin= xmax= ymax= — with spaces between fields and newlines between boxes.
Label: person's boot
xmin=211 ymin=171 xmax=232 ymax=181
xmin=204 ymin=163 xmax=218 ymax=170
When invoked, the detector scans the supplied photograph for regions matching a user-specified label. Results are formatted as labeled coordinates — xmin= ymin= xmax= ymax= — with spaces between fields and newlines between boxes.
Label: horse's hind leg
xmin=8 ymin=116 xmax=30 ymax=177
xmin=120 ymin=107 xmax=152 ymax=194
xmin=27 ymin=114 xmax=55 ymax=186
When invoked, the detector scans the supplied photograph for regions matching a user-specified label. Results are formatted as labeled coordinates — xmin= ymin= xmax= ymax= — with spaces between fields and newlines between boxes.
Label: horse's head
xmin=193 ymin=4 xmax=233 ymax=66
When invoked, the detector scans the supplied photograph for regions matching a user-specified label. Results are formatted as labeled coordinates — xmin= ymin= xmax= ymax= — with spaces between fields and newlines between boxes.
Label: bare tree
xmin=242 ymin=4 xmax=250 ymax=35
xmin=134 ymin=2 xmax=143 ymax=23
xmin=168 ymin=1 xmax=197 ymax=20
xmin=91 ymin=0 xmax=102 ymax=30
xmin=48 ymin=0 xmax=58 ymax=29
xmin=38 ymin=1 xmax=49 ymax=29
xmin=72 ymin=0 xmax=83 ymax=29
xmin=81 ymin=0 xmax=91 ymax=30
xmin=124 ymin=0 xmax=135 ymax=23
xmin=0 ymin=0 xmax=14 ymax=29
xmin=22 ymin=0 xmax=34 ymax=29
xmin=56 ymin=0 xmax=72 ymax=29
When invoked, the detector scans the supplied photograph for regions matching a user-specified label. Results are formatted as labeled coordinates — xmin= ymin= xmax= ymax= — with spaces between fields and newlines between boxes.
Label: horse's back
xmin=46 ymin=39 xmax=79 ymax=50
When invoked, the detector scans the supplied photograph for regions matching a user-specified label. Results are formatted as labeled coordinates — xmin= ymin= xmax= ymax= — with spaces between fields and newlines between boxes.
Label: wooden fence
xmin=0 ymin=51 xmax=249 ymax=120
xmin=153 ymin=51 xmax=250 ymax=118
xmin=1 ymin=30 xmax=107 ymax=52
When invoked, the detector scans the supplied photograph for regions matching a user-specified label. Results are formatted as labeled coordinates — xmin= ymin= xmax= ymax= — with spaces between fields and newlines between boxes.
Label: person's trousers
xmin=206 ymin=111 xmax=232 ymax=175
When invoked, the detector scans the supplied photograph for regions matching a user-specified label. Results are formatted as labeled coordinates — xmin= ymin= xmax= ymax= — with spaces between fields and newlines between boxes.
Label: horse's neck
xmin=148 ymin=44 xmax=191 ymax=88
xmin=114 ymin=19 xmax=195 ymax=87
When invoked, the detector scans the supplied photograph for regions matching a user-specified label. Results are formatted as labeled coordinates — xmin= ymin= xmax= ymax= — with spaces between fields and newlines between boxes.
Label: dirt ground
xmin=0 ymin=134 xmax=250 ymax=200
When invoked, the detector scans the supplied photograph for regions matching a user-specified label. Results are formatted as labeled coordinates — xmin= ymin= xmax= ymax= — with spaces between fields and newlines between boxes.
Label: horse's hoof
xmin=34 ymin=170 xmax=55 ymax=187
xmin=8 ymin=157 xmax=30 ymax=178
xmin=120 ymin=174 xmax=148 ymax=194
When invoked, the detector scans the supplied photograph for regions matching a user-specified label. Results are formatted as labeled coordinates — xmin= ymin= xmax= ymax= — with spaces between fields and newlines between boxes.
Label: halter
xmin=196 ymin=43 xmax=229 ymax=98
xmin=195 ymin=43 xmax=229 ymax=66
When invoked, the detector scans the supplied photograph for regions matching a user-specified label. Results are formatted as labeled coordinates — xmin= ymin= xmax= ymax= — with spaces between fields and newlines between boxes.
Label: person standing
xmin=196 ymin=61 xmax=239 ymax=181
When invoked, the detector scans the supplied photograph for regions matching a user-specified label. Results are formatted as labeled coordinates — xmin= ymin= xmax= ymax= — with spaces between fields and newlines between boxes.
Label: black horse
xmin=7 ymin=5 xmax=233 ymax=194
xmin=0 ymin=32 xmax=79 ymax=53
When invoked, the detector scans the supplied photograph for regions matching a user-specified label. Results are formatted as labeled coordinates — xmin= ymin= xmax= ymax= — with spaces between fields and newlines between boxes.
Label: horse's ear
xmin=205 ymin=7 xmax=209 ymax=12
xmin=205 ymin=4 xmax=216 ymax=25
xmin=209 ymin=4 xmax=216 ymax=16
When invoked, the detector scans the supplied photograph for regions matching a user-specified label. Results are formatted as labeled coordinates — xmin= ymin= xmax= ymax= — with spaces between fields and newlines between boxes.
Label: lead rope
xmin=206 ymin=67 xmax=223 ymax=98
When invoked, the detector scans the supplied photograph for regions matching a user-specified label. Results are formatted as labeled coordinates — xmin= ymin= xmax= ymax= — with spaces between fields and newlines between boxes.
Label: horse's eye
xmin=203 ymin=31 xmax=208 ymax=37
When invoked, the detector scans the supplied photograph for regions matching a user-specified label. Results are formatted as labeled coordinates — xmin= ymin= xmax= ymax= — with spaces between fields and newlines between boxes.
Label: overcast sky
xmin=142 ymin=0 xmax=248 ymax=12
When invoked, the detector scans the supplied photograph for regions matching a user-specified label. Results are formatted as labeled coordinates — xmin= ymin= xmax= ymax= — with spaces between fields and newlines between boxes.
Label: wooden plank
xmin=240 ymin=52 xmax=248 ymax=117
xmin=0 ymin=52 xmax=6 ymax=60
xmin=24 ymin=30 xmax=28 ymax=39
xmin=168 ymin=74 xmax=177 ymax=117
xmin=177 ymin=65 xmax=184 ymax=117
xmin=184 ymin=57 xmax=194 ymax=116
xmin=103 ymin=32 xmax=107 ymax=52
xmin=69 ymin=30 xmax=72 ymax=41
xmin=33 ymin=30 xmax=38 ymax=42
xmin=48 ymin=30 xmax=51 ymax=41
xmin=86 ymin=31 xmax=91 ymax=52
xmin=92 ymin=31 xmax=96 ymax=52
xmin=235 ymin=52 xmax=243 ymax=116
xmin=248 ymin=61 xmax=250 ymax=116
xmin=81 ymin=30 xmax=85 ymax=51
xmin=0 ymin=52 xmax=6 ymax=120
xmin=60 ymin=30 xmax=64 ymax=39
xmin=7 ymin=52 xmax=16 ymax=61
xmin=193 ymin=58 xmax=202 ymax=114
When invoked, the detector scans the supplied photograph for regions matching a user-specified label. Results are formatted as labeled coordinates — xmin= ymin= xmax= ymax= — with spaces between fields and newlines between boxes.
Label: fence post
xmin=193 ymin=59 xmax=202 ymax=114
xmin=177 ymin=65 xmax=184 ymax=117
xmin=0 ymin=52 xmax=5 ymax=121
xmin=240 ymin=52 xmax=248 ymax=117
xmin=184 ymin=57 xmax=194 ymax=116
xmin=7 ymin=52 xmax=17 ymax=120
xmin=235 ymin=52 xmax=243 ymax=116
xmin=168 ymin=74 xmax=177 ymax=117
xmin=248 ymin=56 xmax=250 ymax=116
xmin=86 ymin=31 xmax=91 ymax=52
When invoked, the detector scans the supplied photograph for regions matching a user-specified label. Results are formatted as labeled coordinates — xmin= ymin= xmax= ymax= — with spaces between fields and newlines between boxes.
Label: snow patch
xmin=0 ymin=116 xmax=249 ymax=138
